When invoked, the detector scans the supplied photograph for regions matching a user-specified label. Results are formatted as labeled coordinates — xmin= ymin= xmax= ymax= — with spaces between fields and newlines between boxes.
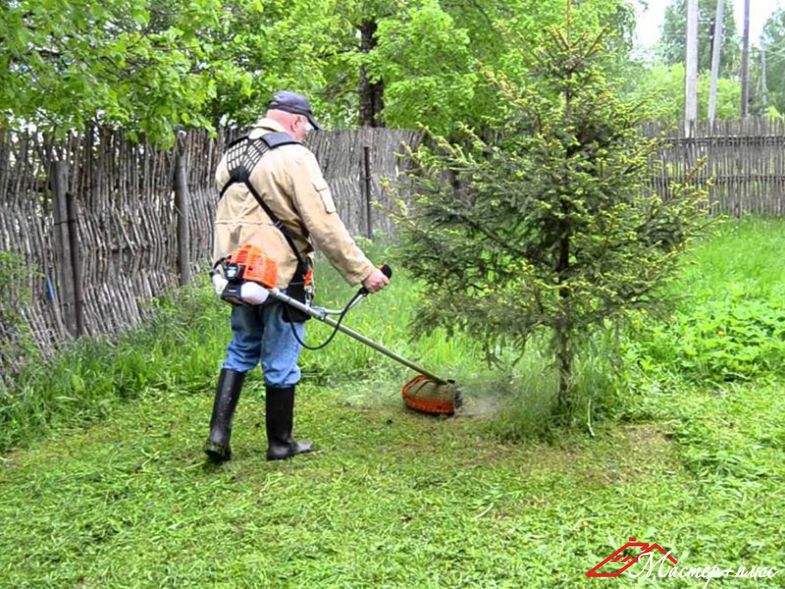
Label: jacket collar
xmin=252 ymin=117 xmax=288 ymax=134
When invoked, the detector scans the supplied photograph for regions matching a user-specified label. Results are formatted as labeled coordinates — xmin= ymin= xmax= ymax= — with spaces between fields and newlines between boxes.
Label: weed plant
xmin=625 ymin=217 xmax=785 ymax=384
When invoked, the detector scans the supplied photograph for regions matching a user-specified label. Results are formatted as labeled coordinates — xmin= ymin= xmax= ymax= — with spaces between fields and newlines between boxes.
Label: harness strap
xmin=218 ymin=132 xmax=305 ymax=266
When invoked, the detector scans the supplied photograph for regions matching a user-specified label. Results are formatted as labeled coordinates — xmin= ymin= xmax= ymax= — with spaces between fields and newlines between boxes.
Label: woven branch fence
xmin=644 ymin=118 xmax=785 ymax=216
xmin=2 ymin=119 xmax=785 ymax=374
xmin=0 ymin=127 xmax=419 ymax=374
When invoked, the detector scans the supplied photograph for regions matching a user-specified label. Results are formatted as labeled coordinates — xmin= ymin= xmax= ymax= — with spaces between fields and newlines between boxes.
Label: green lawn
xmin=1 ymin=219 xmax=784 ymax=588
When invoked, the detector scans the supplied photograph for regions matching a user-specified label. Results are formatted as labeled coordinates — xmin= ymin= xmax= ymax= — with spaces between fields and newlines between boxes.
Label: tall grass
xmin=0 ymin=242 xmax=490 ymax=452
xmin=0 ymin=284 xmax=230 ymax=451
xmin=3 ymin=217 xmax=784 ymax=452
xmin=626 ymin=217 xmax=785 ymax=384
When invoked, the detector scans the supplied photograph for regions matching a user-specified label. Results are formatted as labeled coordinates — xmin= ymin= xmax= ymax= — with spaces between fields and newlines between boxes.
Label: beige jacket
xmin=213 ymin=119 xmax=375 ymax=288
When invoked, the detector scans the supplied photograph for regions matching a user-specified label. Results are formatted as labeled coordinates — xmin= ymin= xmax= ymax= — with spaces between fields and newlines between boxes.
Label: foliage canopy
xmin=0 ymin=0 xmax=636 ymax=140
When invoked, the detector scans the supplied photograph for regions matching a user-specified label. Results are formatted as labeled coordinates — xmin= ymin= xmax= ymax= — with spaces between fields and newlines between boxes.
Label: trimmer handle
xmin=359 ymin=264 xmax=392 ymax=296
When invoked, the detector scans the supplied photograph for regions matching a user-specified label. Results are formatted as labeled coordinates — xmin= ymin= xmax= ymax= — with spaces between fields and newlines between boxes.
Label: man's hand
xmin=362 ymin=268 xmax=390 ymax=293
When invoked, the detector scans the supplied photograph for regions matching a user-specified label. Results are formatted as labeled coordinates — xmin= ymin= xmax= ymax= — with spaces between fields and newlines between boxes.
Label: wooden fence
xmin=0 ymin=126 xmax=420 ymax=373
xmin=644 ymin=118 xmax=785 ymax=216
xmin=308 ymin=128 xmax=421 ymax=237
xmin=3 ymin=118 xmax=785 ymax=373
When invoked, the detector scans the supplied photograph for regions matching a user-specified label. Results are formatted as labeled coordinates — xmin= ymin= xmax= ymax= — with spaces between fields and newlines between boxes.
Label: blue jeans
xmin=222 ymin=298 xmax=305 ymax=387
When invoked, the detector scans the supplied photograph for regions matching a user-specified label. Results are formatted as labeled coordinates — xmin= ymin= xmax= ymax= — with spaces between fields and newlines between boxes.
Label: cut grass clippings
xmin=2 ymin=380 xmax=782 ymax=587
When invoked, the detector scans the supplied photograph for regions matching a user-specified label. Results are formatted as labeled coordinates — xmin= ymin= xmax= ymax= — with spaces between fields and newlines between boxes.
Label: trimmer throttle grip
xmin=359 ymin=264 xmax=392 ymax=296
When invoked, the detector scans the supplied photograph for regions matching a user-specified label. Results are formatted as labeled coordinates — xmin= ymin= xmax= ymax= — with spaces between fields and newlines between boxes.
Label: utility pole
xmin=740 ymin=0 xmax=751 ymax=118
xmin=760 ymin=34 xmax=768 ymax=109
xmin=708 ymin=0 xmax=724 ymax=123
xmin=685 ymin=0 xmax=699 ymax=134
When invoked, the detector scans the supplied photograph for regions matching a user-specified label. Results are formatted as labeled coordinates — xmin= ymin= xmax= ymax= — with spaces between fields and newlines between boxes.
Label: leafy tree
xmin=202 ymin=0 xmax=352 ymax=128
xmin=330 ymin=0 xmax=636 ymax=134
xmin=393 ymin=20 xmax=708 ymax=422
xmin=761 ymin=9 xmax=785 ymax=116
xmin=624 ymin=63 xmax=740 ymax=120
xmin=0 ymin=0 xmax=350 ymax=138
xmin=211 ymin=0 xmax=635 ymax=133
xmin=659 ymin=0 xmax=739 ymax=76
xmin=0 ymin=0 xmax=639 ymax=139
xmin=0 ymin=0 xmax=249 ymax=142
xmin=367 ymin=0 xmax=476 ymax=133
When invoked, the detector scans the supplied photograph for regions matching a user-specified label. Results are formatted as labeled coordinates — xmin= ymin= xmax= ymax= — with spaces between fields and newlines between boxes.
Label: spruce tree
xmin=394 ymin=21 xmax=708 ymax=422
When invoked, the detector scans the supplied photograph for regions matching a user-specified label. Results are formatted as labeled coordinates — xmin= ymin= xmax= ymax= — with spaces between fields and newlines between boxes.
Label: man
xmin=206 ymin=91 xmax=389 ymax=462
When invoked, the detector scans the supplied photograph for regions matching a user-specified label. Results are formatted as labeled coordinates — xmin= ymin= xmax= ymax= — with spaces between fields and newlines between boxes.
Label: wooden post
xmin=707 ymin=0 xmax=724 ymax=123
xmin=174 ymin=130 xmax=192 ymax=286
xmin=65 ymin=186 xmax=85 ymax=337
xmin=684 ymin=0 xmax=699 ymax=135
xmin=52 ymin=160 xmax=76 ymax=337
xmin=740 ymin=0 xmax=751 ymax=118
xmin=363 ymin=144 xmax=373 ymax=238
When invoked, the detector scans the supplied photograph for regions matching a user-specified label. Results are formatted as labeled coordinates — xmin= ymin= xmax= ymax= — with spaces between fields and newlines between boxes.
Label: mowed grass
xmin=1 ymin=382 xmax=783 ymax=588
xmin=1 ymin=219 xmax=784 ymax=587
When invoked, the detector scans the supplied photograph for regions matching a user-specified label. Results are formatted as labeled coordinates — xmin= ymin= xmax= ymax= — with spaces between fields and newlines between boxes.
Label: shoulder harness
xmin=219 ymin=131 xmax=303 ymax=265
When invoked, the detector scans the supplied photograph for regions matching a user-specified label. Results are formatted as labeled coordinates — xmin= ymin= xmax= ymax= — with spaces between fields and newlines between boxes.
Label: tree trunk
xmin=555 ymin=326 xmax=574 ymax=420
xmin=556 ymin=64 xmax=574 ymax=420
xmin=359 ymin=20 xmax=384 ymax=127
xmin=760 ymin=34 xmax=768 ymax=109
xmin=556 ymin=182 xmax=573 ymax=417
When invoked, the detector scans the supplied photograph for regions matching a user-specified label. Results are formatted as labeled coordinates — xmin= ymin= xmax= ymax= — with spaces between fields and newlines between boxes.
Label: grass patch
xmin=1 ymin=218 xmax=784 ymax=586
xmin=627 ymin=216 xmax=785 ymax=384
xmin=2 ymin=379 xmax=782 ymax=587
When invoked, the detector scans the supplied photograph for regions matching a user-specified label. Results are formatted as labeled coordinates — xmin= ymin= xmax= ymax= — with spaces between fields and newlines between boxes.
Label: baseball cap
xmin=267 ymin=91 xmax=321 ymax=130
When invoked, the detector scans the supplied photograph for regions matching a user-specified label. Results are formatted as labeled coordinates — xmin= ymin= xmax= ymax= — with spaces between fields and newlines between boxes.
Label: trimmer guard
xmin=402 ymin=375 xmax=462 ymax=416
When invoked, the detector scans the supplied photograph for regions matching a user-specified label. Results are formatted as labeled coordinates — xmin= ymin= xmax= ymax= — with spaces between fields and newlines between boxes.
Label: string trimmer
xmin=212 ymin=244 xmax=462 ymax=415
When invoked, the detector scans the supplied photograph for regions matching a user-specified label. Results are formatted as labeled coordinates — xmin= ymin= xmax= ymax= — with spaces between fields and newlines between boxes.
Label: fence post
xmin=174 ymin=130 xmax=191 ymax=286
xmin=52 ymin=159 xmax=84 ymax=336
xmin=65 ymin=185 xmax=85 ymax=337
xmin=363 ymin=144 xmax=373 ymax=238
xmin=51 ymin=160 xmax=77 ymax=336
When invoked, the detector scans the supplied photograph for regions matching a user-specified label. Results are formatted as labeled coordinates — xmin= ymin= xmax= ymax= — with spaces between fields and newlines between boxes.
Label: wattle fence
xmin=0 ymin=126 xmax=419 ymax=374
xmin=2 ymin=118 xmax=785 ymax=374
xmin=644 ymin=119 xmax=785 ymax=216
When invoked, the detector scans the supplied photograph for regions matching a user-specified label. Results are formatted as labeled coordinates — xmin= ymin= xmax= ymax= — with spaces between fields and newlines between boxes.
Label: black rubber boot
xmin=265 ymin=385 xmax=313 ymax=461
xmin=204 ymin=368 xmax=246 ymax=463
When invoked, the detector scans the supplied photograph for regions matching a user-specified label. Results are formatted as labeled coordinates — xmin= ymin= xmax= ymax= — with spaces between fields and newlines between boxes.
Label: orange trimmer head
xmin=402 ymin=375 xmax=462 ymax=416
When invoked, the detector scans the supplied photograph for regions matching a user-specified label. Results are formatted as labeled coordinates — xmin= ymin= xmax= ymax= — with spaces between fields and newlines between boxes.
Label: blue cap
xmin=267 ymin=91 xmax=321 ymax=130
